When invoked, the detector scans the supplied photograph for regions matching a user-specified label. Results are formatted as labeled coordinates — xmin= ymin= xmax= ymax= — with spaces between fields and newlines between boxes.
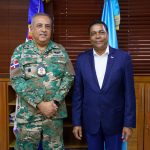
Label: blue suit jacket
xmin=72 ymin=46 xmax=136 ymax=135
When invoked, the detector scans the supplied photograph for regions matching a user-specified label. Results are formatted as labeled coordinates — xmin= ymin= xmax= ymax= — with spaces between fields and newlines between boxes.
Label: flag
xmin=10 ymin=60 xmax=19 ymax=70
xmin=101 ymin=0 xmax=120 ymax=48
xmin=26 ymin=0 xmax=44 ymax=41
xmin=101 ymin=0 xmax=127 ymax=150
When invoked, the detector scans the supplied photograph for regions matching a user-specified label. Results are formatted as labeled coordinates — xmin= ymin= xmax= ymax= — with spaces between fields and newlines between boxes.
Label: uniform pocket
xmin=22 ymin=59 xmax=38 ymax=79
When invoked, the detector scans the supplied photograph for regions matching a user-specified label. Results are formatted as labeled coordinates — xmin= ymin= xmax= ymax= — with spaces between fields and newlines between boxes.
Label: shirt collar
xmin=93 ymin=45 xmax=109 ymax=56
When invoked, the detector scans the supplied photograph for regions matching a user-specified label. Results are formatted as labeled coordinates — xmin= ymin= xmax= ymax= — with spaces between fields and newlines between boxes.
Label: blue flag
xmin=101 ymin=0 xmax=120 ymax=48
xmin=101 ymin=0 xmax=127 ymax=150
xmin=26 ymin=0 xmax=44 ymax=41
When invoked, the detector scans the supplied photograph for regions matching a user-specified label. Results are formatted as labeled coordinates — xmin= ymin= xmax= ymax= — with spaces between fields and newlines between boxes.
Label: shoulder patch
xmin=10 ymin=60 xmax=20 ymax=70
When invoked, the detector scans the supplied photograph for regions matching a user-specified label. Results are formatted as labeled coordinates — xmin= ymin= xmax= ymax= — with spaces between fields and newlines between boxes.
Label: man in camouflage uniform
xmin=10 ymin=13 xmax=74 ymax=150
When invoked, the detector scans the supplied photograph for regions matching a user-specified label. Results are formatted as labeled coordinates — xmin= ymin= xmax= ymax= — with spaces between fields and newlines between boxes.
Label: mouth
xmin=96 ymin=41 xmax=103 ymax=44
xmin=39 ymin=34 xmax=47 ymax=37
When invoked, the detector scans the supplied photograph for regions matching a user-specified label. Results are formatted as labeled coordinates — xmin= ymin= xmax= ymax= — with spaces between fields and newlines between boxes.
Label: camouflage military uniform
xmin=10 ymin=40 xmax=74 ymax=150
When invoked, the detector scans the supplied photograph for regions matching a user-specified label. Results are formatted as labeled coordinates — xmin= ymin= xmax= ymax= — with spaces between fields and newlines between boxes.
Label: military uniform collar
xmin=25 ymin=40 xmax=59 ymax=54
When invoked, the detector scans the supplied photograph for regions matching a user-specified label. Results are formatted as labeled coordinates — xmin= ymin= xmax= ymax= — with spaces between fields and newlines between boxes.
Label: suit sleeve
xmin=123 ymin=53 xmax=136 ymax=128
xmin=10 ymin=46 xmax=46 ymax=108
xmin=72 ymin=56 xmax=84 ymax=126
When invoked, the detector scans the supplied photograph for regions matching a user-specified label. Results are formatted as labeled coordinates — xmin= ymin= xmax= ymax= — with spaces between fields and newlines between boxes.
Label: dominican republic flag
xmin=10 ymin=60 xmax=19 ymax=70
xmin=26 ymin=0 xmax=44 ymax=41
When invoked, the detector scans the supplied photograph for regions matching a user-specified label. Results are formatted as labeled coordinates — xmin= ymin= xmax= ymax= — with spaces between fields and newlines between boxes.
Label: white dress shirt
xmin=93 ymin=46 xmax=109 ymax=89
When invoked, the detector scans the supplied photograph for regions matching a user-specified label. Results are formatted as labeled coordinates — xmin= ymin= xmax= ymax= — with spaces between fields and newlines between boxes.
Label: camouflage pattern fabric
xmin=14 ymin=119 xmax=64 ymax=150
xmin=10 ymin=40 xmax=74 ymax=149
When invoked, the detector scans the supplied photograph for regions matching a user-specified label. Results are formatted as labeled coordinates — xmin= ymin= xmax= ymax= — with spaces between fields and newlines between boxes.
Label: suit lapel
xmin=87 ymin=47 xmax=116 ymax=92
xmin=101 ymin=47 xmax=115 ymax=91
xmin=88 ymin=50 xmax=100 ymax=91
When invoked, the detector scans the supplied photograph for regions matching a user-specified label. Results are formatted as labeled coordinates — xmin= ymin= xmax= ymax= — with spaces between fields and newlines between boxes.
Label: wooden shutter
xmin=0 ymin=0 xmax=28 ymax=76
xmin=0 ymin=0 xmax=150 ymax=75
xmin=53 ymin=0 xmax=150 ymax=75
xmin=118 ymin=0 xmax=150 ymax=75
xmin=53 ymin=0 xmax=103 ymax=64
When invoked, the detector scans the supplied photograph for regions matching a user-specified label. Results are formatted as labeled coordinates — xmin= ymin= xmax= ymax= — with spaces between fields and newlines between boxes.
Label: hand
xmin=122 ymin=127 xmax=133 ymax=142
xmin=37 ymin=101 xmax=58 ymax=117
xmin=72 ymin=126 xmax=82 ymax=140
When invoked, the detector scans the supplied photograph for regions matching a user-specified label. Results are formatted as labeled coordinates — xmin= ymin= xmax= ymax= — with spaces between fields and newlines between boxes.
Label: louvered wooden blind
xmin=53 ymin=0 xmax=150 ymax=75
xmin=0 ymin=0 xmax=28 ymax=76
xmin=0 ymin=0 xmax=150 ymax=75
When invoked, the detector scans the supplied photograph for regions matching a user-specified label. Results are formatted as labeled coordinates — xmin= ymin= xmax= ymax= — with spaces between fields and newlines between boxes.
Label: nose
xmin=41 ymin=26 xmax=46 ymax=32
xmin=96 ymin=32 xmax=101 ymax=38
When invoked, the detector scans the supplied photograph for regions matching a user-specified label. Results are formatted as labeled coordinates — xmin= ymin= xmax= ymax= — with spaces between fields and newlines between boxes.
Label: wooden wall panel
xmin=144 ymin=84 xmax=150 ymax=150
xmin=128 ymin=83 xmax=144 ymax=150
xmin=0 ymin=79 xmax=8 ymax=150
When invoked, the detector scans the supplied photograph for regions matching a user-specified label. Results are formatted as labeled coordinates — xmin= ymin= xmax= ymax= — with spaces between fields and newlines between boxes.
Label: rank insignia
xmin=52 ymin=50 xmax=63 ymax=57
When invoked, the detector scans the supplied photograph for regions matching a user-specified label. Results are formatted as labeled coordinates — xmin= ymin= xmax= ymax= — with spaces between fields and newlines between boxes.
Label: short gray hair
xmin=31 ymin=13 xmax=52 ymax=25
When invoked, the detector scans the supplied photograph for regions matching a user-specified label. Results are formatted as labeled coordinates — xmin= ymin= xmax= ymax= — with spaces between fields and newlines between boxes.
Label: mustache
xmin=39 ymin=33 xmax=47 ymax=36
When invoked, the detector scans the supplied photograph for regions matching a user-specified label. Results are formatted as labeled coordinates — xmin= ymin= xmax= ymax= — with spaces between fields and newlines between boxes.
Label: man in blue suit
xmin=72 ymin=20 xmax=136 ymax=150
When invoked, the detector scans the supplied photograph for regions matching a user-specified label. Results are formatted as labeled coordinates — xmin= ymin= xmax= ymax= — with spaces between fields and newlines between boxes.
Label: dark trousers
xmin=85 ymin=128 xmax=122 ymax=150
